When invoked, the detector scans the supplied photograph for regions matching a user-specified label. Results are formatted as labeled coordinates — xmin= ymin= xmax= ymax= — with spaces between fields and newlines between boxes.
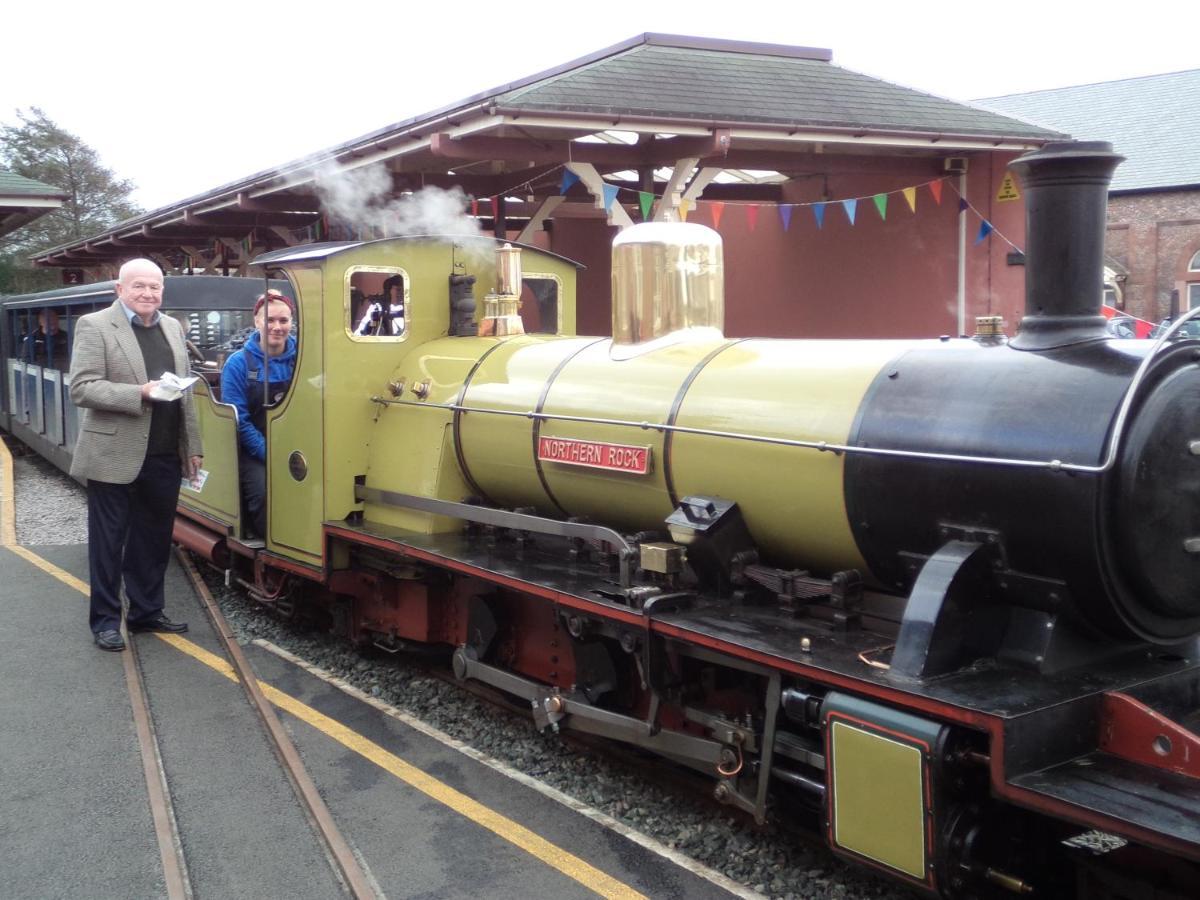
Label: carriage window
xmin=347 ymin=267 xmax=407 ymax=340
xmin=521 ymin=275 xmax=561 ymax=335
xmin=20 ymin=307 xmax=69 ymax=370
xmin=166 ymin=308 xmax=258 ymax=367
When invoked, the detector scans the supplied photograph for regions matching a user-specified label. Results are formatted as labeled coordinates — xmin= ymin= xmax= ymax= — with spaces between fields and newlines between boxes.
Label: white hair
xmin=118 ymin=258 xmax=163 ymax=283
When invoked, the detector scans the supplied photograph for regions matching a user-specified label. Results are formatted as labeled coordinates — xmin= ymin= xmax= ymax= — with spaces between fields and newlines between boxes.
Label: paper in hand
xmin=149 ymin=371 xmax=199 ymax=402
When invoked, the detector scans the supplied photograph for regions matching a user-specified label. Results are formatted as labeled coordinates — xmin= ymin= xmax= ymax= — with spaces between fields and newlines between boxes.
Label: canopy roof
xmin=0 ymin=170 xmax=68 ymax=240
xmin=33 ymin=33 xmax=1062 ymax=269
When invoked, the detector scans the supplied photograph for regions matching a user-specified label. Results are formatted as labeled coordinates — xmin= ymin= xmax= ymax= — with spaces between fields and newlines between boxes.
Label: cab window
xmin=347 ymin=268 xmax=407 ymax=339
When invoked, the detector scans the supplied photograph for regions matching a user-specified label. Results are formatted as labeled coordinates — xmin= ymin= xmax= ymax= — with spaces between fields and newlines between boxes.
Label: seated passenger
xmin=220 ymin=290 xmax=296 ymax=538
xmin=24 ymin=309 xmax=63 ymax=367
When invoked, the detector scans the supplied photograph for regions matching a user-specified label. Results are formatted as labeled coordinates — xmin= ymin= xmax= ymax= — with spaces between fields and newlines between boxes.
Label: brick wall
xmin=1105 ymin=189 xmax=1200 ymax=321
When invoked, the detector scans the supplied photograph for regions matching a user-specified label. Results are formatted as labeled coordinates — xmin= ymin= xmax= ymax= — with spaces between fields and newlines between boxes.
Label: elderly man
xmin=68 ymin=259 xmax=203 ymax=651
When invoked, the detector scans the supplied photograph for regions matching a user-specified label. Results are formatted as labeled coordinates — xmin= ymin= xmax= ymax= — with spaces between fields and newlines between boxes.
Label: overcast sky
xmin=3 ymin=0 xmax=1195 ymax=211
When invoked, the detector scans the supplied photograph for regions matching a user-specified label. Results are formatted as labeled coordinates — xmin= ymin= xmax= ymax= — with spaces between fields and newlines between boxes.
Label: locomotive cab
xmin=179 ymin=236 xmax=582 ymax=555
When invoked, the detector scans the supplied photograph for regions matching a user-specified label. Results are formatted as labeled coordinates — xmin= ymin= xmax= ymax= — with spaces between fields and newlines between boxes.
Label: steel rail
xmin=175 ymin=548 xmax=378 ymax=900
xmin=123 ymin=622 xmax=193 ymax=900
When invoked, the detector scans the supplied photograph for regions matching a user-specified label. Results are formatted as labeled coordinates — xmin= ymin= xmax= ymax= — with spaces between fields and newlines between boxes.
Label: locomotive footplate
xmin=328 ymin=519 xmax=1200 ymax=860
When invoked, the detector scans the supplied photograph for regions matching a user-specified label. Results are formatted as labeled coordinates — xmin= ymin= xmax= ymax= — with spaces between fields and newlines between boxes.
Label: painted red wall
xmin=550 ymin=153 xmax=1031 ymax=341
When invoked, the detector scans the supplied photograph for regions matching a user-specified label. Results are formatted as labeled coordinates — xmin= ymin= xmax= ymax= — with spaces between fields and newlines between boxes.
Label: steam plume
xmin=314 ymin=163 xmax=482 ymax=239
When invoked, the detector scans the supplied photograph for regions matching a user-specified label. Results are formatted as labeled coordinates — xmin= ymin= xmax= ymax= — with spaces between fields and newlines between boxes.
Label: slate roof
xmin=494 ymin=36 xmax=1061 ymax=141
xmin=976 ymin=69 xmax=1200 ymax=193
xmin=0 ymin=170 xmax=68 ymax=199
xmin=0 ymin=169 xmax=69 ymax=240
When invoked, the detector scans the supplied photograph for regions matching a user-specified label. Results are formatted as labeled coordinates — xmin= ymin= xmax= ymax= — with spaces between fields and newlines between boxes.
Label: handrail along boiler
xmin=137 ymin=141 xmax=1200 ymax=897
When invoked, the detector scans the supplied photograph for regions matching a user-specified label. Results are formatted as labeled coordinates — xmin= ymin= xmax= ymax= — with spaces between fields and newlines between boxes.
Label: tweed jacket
xmin=68 ymin=300 xmax=202 ymax=484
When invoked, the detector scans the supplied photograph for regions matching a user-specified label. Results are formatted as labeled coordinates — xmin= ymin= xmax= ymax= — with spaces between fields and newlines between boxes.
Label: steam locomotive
xmin=175 ymin=141 xmax=1200 ymax=900
xmin=6 ymin=141 xmax=1198 ymax=897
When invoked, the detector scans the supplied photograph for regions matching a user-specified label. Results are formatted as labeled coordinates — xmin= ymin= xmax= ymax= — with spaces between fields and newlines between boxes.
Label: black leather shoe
xmin=127 ymin=615 xmax=188 ymax=635
xmin=94 ymin=629 xmax=125 ymax=651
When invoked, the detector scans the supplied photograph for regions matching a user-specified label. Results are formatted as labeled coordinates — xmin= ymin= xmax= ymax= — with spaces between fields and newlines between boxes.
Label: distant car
xmin=1148 ymin=316 xmax=1200 ymax=340
xmin=1105 ymin=316 xmax=1137 ymax=339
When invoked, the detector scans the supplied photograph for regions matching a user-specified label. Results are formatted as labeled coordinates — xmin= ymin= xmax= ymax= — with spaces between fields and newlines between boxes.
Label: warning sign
xmin=996 ymin=173 xmax=1021 ymax=202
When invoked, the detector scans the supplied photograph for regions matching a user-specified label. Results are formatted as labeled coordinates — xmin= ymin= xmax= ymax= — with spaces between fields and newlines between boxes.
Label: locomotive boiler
xmin=171 ymin=141 xmax=1200 ymax=899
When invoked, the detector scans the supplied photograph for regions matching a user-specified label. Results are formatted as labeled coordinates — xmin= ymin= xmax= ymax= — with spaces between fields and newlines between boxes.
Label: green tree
xmin=1 ymin=107 xmax=142 ymax=292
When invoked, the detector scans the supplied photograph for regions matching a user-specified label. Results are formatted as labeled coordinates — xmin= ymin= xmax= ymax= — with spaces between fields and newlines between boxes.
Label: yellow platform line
xmin=0 ymin=437 xmax=16 ymax=546
xmin=7 ymin=542 xmax=645 ymax=900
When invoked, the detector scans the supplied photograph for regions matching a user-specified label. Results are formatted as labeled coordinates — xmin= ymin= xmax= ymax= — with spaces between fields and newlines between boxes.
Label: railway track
xmin=128 ymin=550 xmax=377 ymax=900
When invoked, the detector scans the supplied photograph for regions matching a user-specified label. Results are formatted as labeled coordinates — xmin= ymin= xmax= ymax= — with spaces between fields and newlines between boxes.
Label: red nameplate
xmin=537 ymin=436 xmax=652 ymax=475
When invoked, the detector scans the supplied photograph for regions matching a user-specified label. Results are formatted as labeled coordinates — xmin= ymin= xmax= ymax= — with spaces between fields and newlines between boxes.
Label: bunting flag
xmin=779 ymin=204 xmax=793 ymax=231
xmin=975 ymin=220 xmax=994 ymax=244
xmin=873 ymin=194 xmax=888 ymax=221
xmin=958 ymin=198 xmax=969 ymax=214
xmin=601 ymin=183 xmax=620 ymax=212
xmin=710 ymin=201 xmax=725 ymax=229
xmin=929 ymin=181 xmax=944 ymax=205
xmin=842 ymin=198 xmax=857 ymax=225
xmin=560 ymin=169 xmax=580 ymax=195
xmin=746 ymin=204 xmax=760 ymax=231
xmin=639 ymin=191 xmax=654 ymax=220
xmin=678 ymin=199 xmax=692 ymax=222
xmin=902 ymin=187 xmax=917 ymax=213
xmin=813 ymin=202 xmax=827 ymax=229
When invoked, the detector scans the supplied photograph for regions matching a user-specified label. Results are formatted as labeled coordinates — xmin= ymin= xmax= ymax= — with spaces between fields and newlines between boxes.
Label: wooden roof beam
xmin=431 ymin=130 xmax=731 ymax=167
xmin=236 ymin=191 xmax=323 ymax=213
xmin=183 ymin=209 xmax=318 ymax=227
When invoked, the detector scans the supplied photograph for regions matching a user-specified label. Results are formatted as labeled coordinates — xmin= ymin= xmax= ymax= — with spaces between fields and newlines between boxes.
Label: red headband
xmin=254 ymin=290 xmax=294 ymax=316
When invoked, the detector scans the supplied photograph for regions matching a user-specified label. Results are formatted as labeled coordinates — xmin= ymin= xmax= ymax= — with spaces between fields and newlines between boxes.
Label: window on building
xmin=1189 ymin=251 xmax=1200 ymax=310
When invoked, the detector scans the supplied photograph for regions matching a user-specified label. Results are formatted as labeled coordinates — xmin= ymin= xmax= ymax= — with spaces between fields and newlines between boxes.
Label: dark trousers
xmin=240 ymin=454 xmax=267 ymax=538
xmin=86 ymin=454 xmax=182 ymax=633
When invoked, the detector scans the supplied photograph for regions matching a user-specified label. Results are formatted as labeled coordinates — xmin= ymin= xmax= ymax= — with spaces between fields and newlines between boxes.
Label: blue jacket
xmin=220 ymin=331 xmax=297 ymax=461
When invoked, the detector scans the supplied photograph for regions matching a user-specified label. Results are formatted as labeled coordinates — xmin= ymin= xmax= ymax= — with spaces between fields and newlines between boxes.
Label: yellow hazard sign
xmin=996 ymin=173 xmax=1021 ymax=202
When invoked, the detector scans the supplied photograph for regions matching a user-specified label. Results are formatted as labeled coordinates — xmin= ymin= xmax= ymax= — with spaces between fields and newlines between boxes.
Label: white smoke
xmin=313 ymin=162 xmax=482 ymax=239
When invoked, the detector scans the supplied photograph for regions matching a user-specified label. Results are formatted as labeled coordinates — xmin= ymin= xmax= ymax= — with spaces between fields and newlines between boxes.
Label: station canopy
xmin=32 ymin=34 xmax=1062 ymax=272
xmin=1 ymin=170 xmax=68 ymax=239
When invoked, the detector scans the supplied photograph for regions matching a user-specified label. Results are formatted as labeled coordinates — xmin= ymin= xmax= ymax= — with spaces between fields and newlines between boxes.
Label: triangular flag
xmin=678 ymin=199 xmax=692 ymax=222
xmin=560 ymin=169 xmax=580 ymax=195
xmin=710 ymin=201 xmax=725 ymax=229
xmin=639 ymin=191 xmax=654 ymax=220
xmin=746 ymin=204 xmax=760 ymax=231
xmin=813 ymin=202 xmax=827 ymax=229
xmin=902 ymin=187 xmax=917 ymax=213
xmin=975 ymin=220 xmax=994 ymax=244
xmin=842 ymin=198 xmax=858 ymax=225
xmin=601 ymin=183 xmax=619 ymax=211
xmin=779 ymin=204 xmax=793 ymax=231
xmin=929 ymin=180 xmax=944 ymax=205
xmin=958 ymin=198 xmax=969 ymax=214
xmin=873 ymin=194 xmax=888 ymax=221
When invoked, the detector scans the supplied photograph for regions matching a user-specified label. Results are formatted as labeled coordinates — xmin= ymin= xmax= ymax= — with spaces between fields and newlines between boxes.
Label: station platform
xmin=0 ymin=538 xmax=752 ymax=899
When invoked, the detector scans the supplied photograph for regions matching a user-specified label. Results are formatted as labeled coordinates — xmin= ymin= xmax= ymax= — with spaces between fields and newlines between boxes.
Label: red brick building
xmin=980 ymin=69 xmax=1200 ymax=327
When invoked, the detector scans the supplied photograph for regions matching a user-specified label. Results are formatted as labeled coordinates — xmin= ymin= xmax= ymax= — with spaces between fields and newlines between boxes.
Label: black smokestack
xmin=1007 ymin=141 xmax=1124 ymax=351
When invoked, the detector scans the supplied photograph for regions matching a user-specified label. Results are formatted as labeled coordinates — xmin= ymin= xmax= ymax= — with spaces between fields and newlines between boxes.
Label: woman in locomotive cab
xmin=219 ymin=289 xmax=297 ymax=537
